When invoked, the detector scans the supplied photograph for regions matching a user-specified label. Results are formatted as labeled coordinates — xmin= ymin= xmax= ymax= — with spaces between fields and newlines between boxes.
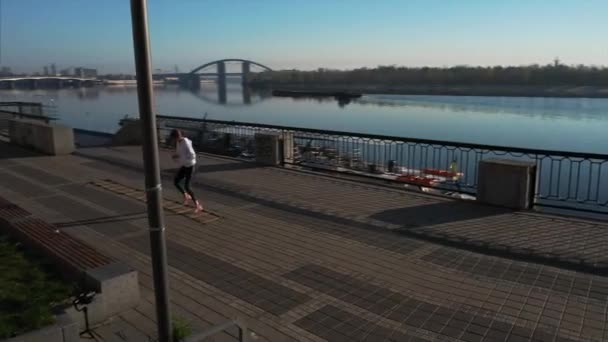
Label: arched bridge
xmin=189 ymin=58 xmax=272 ymax=75
xmin=157 ymin=59 xmax=272 ymax=89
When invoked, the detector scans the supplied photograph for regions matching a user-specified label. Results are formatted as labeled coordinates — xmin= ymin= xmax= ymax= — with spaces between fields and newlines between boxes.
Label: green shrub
xmin=172 ymin=317 xmax=192 ymax=341
xmin=0 ymin=237 xmax=71 ymax=338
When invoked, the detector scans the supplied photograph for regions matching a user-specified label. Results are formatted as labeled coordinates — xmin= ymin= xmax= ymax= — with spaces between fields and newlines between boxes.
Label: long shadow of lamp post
xmin=130 ymin=0 xmax=173 ymax=341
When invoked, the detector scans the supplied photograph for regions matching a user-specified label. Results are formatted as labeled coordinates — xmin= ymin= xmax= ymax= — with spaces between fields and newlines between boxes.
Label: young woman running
xmin=170 ymin=129 xmax=203 ymax=212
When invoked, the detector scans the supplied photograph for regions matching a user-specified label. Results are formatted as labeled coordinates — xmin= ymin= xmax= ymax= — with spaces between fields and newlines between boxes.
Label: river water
xmin=1 ymin=82 xmax=608 ymax=154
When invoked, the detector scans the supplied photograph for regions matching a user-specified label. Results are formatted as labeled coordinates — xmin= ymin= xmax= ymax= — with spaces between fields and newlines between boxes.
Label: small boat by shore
xmin=272 ymin=89 xmax=362 ymax=98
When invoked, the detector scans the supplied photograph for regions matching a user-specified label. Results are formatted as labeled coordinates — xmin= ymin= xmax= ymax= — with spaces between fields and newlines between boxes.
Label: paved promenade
xmin=1 ymin=142 xmax=607 ymax=341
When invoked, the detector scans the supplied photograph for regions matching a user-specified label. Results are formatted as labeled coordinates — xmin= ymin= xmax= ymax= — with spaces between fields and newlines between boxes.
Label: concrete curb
xmin=2 ymin=312 xmax=79 ymax=342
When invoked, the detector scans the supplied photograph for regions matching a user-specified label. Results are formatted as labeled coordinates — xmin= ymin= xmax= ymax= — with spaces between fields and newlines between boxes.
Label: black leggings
xmin=174 ymin=166 xmax=196 ymax=202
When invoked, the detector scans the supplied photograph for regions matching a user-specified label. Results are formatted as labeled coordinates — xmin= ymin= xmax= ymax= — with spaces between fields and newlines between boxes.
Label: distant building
xmin=50 ymin=63 xmax=57 ymax=76
xmin=43 ymin=66 xmax=49 ymax=76
xmin=74 ymin=67 xmax=98 ymax=78
xmin=0 ymin=66 xmax=12 ymax=76
xmin=60 ymin=68 xmax=73 ymax=76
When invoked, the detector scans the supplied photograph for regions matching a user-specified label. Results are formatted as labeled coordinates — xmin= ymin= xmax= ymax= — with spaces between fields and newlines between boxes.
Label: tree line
xmin=249 ymin=63 xmax=608 ymax=86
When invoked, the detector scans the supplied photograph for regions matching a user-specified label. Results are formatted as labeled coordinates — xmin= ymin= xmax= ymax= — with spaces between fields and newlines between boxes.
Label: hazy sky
xmin=1 ymin=0 xmax=607 ymax=73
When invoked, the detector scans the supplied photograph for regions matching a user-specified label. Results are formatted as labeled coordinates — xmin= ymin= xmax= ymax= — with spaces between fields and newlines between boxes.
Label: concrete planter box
xmin=8 ymin=119 xmax=75 ymax=155
xmin=254 ymin=132 xmax=294 ymax=166
xmin=477 ymin=158 xmax=537 ymax=210
xmin=83 ymin=262 xmax=140 ymax=320
xmin=2 ymin=312 xmax=78 ymax=342
xmin=60 ymin=262 xmax=140 ymax=331
xmin=254 ymin=132 xmax=281 ymax=165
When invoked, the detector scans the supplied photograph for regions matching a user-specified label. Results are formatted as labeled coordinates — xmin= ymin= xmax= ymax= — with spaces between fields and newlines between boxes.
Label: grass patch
xmin=0 ymin=235 xmax=72 ymax=339
xmin=172 ymin=317 xmax=192 ymax=341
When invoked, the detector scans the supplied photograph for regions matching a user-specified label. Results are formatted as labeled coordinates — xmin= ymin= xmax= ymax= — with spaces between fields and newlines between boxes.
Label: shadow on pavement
xmin=0 ymin=141 xmax=44 ymax=160
xmin=370 ymin=201 xmax=510 ymax=228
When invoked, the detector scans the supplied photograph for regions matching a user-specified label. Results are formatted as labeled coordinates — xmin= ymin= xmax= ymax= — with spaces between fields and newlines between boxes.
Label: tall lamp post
xmin=129 ymin=0 xmax=172 ymax=340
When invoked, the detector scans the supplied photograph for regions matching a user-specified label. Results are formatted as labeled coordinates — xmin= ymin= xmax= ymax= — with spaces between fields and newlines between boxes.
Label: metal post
xmin=129 ymin=1 xmax=172 ymax=341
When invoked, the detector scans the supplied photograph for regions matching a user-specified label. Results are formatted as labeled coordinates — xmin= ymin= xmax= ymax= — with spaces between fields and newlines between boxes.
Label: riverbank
xmin=251 ymin=83 xmax=608 ymax=98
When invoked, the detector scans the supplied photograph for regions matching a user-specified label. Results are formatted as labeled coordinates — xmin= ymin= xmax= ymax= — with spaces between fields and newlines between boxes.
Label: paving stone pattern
xmin=243 ymin=200 xmax=423 ymax=257
xmin=59 ymin=183 xmax=146 ymax=215
xmin=3 ymin=146 xmax=608 ymax=341
xmin=0 ymin=170 xmax=53 ymax=197
xmin=76 ymin=148 xmax=608 ymax=274
xmin=287 ymin=264 xmax=576 ymax=342
xmin=123 ymin=236 xmax=310 ymax=316
xmin=295 ymin=305 xmax=425 ymax=342
xmin=423 ymin=249 xmax=608 ymax=301
xmin=36 ymin=194 xmax=142 ymax=235
xmin=11 ymin=164 xmax=71 ymax=186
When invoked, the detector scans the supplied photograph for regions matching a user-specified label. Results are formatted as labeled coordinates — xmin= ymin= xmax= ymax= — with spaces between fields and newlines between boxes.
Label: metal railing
xmin=0 ymin=106 xmax=57 ymax=136
xmin=0 ymin=102 xmax=56 ymax=125
xmin=0 ymin=110 xmax=56 ymax=123
xmin=157 ymin=115 xmax=608 ymax=215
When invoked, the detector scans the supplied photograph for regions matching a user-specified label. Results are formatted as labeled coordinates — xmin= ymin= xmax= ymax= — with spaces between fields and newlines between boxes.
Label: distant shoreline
xmin=250 ymin=83 xmax=608 ymax=98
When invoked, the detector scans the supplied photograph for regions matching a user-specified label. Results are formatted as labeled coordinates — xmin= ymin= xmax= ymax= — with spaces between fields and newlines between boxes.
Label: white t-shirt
xmin=176 ymin=138 xmax=196 ymax=167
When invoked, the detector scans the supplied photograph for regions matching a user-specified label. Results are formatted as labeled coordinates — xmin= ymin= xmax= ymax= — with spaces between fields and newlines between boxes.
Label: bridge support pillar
xmin=28 ymin=79 xmax=38 ymax=89
xmin=178 ymin=74 xmax=200 ymax=89
xmin=217 ymin=62 xmax=227 ymax=104
xmin=242 ymin=86 xmax=251 ymax=104
xmin=241 ymin=61 xmax=251 ymax=85
xmin=191 ymin=74 xmax=200 ymax=89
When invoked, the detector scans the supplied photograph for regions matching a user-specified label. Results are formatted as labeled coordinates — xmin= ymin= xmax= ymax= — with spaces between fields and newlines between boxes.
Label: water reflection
xmin=76 ymin=88 xmax=100 ymax=100
xmin=357 ymin=94 xmax=608 ymax=121
xmin=192 ymin=81 xmax=270 ymax=106
xmin=1 ymin=86 xmax=608 ymax=153
xmin=285 ymin=95 xmax=352 ymax=108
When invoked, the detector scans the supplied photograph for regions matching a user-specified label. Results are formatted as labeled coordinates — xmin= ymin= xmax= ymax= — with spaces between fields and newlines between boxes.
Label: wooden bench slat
xmin=17 ymin=226 xmax=106 ymax=269
xmin=14 ymin=220 xmax=112 ymax=268
xmin=0 ymin=195 xmax=12 ymax=207
xmin=12 ymin=222 xmax=104 ymax=269
xmin=0 ymin=205 xmax=31 ymax=220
